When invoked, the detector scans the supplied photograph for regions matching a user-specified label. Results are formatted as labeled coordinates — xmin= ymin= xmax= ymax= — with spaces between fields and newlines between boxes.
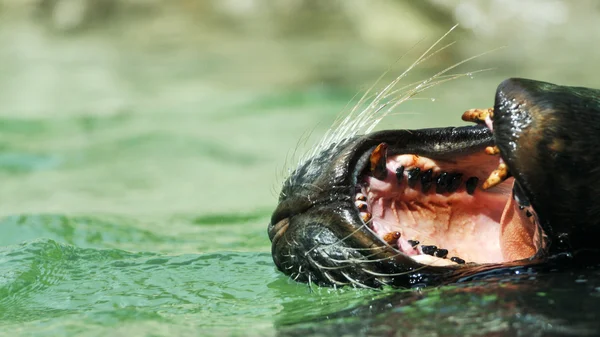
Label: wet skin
xmin=268 ymin=78 xmax=600 ymax=288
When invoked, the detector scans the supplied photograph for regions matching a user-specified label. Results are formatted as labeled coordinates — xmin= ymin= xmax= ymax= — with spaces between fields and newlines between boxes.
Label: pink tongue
xmin=499 ymin=191 xmax=537 ymax=260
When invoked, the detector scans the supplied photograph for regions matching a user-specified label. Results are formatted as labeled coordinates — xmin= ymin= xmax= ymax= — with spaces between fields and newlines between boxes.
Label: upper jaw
xmin=491 ymin=78 xmax=600 ymax=255
xmin=271 ymin=125 xmax=495 ymax=230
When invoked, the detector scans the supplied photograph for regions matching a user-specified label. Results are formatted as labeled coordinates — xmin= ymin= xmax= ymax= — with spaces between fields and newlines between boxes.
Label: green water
xmin=3 ymin=85 xmax=600 ymax=336
xmin=0 ymin=83 xmax=399 ymax=335
xmin=2 ymin=4 xmax=600 ymax=336
xmin=0 ymin=34 xmax=404 ymax=333
xmin=0 ymin=238 xmax=386 ymax=335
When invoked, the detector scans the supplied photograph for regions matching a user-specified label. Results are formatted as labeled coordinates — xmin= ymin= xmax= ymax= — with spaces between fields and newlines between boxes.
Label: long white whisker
xmin=340 ymin=271 xmax=378 ymax=289
xmin=276 ymin=26 xmax=501 ymax=287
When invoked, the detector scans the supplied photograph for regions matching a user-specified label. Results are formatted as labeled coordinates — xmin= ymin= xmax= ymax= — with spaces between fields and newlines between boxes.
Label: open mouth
xmin=269 ymin=76 xmax=600 ymax=288
xmin=357 ymin=117 xmax=543 ymax=268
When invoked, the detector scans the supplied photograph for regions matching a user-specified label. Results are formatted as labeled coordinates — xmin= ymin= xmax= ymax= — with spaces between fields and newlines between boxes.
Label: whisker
xmin=274 ymin=26 xmax=501 ymax=288
xmin=380 ymin=69 xmax=492 ymax=104
xmin=304 ymin=219 xmax=373 ymax=255
xmin=323 ymin=271 xmax=349 ymax=286
xmin=297 ymin=27 xmax=457 ymax=167
xmin=384 ymin=52 xmax=500 ymax=115
xmin=361 ymin=263 xmax=433 ymax=277
xmin=310 ymin=256 xmax=366 ymax=270
xmin=339 ymin=245 xmax=387 ymax=252
xmin=358 ymin=27 xmax=461 ymax=133
xmin=301 ymin=183 xmax=324 ymax=192
xmin=288 ymin=25 xmax=497 ymax=182
xmin=340 ymin=271 xmax=378 ymax=289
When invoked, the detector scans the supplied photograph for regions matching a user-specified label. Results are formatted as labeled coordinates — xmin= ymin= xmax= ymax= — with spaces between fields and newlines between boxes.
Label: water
xmin=0 ymin=18 xmax=390 ymax=335
xmin=2 ymin=3 xmax=600 ymax=336
xmin=1 ymin=237 xmax=599 ymax=336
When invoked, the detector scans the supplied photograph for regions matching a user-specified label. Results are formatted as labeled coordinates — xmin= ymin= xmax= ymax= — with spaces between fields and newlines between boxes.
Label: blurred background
xmin=3 ymin=1 xmax=600 ymax=335
xmin=1 ymin=0 xmax=599 ymax=240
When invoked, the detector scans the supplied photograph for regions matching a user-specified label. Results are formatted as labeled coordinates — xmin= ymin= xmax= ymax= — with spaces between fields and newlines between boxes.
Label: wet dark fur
xmin=494 ymin=79 xmax=600 ymax=255
xmin=268 ymin=78 xmax=600 ymax=288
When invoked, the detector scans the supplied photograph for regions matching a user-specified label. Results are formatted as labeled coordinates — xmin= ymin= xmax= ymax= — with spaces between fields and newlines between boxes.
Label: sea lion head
xmin=491 ymin=78 xmax=600 ymax=256
xmin=268 ymin=66 xmax=600 ymax=288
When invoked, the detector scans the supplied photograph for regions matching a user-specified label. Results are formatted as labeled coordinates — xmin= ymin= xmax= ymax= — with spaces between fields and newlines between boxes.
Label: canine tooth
xmin=407 ymin=168 xmax=421 ymax=188
xmin=421 ymin=168 xmax=433 ymax=192
xmin=465 ymin=177 xmax=478 ymax=195
xmin=482 ymin=162 xmax=510 ymax=189
xmin=485 ymin=145 xmax=500 ymax=155
xmin=355 ymin=201 xmax=368 ymax=212
xmin=461 ymin=107 xmax=494 ymax=123
xmin=450 ymin=257 xmax=465 ymax=264
xmin=382 ymin=231 xmax=401 ymax=245
xmin=408 ymin=240 xmax=419 ymax=247
xmin=447 ymin=173 xmax=463 ymax=193
xmin=434 ymin=249 xmax=448 ymax=258
xmin=395 ymin=166 xmax=405 ymax=184
xmin=360 ymin=212 xmax=372 ymax=223
xmin=370 ymin=143 xmax=388 ymax=180
xmin=356 ymin=193 xmax=366 ymax=201
xmin=421 ymin=245 xmax=437 ymax=256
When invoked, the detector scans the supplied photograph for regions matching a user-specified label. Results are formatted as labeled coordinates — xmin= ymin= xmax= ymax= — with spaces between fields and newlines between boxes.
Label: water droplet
xmin=466 ymin=72 xmax=474 ymax=79
xmin=430 ymin=98 xmax=436 ymax=102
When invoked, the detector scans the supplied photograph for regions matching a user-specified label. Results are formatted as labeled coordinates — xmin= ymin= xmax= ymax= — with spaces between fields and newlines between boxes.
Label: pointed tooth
xmin=355 ymin=200 xmax=368 ymax=212
xmin=436 ymin=172 xmax=450 ymax=194
xmin=356 ymin=193 xmax=366 ymax=201
xmin=485 ymin=145 xmax=500 ymax=155
xmin=434 ymin=249 xmax=448 ymax=258
xmin=482 ymin=162 xmax=511 ymax=189
xmin=382 ymin=231 xmax=401 ymax=246
xmin=465 ymin=177 xmax=479 ymax=195
xmin=407 ymin=240 xmax=419 ymax=247
xmin=407 ymin=168 xmax=421 ymax=188
xmin=360 ymin=212 xmax=371 ymax=223
xmin=461 ymin=107 xmax=494 ymax=124
xmin=369 ymin=143 xmax=388 ymax=180
xmin=450 ymin=257 xmax=465 ymax=264
xmin=395 ymin=166 xmax=405 ymax=184
xmin=421 ymin=245 xmax=437 ymax=256
xmin=420 ymin=169 xmax=433 ymax=192
xmin=447 ymin=173 xmax=463 ymax=193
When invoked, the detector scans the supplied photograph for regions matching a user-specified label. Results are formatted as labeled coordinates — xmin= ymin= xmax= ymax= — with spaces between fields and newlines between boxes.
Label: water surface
xmin=2 ymin=3 xmax=600 ymax=336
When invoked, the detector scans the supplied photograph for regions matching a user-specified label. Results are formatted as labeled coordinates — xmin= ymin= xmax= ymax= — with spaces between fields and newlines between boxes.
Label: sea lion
xmin=268 ymin=43 xmax=600 ymax=288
